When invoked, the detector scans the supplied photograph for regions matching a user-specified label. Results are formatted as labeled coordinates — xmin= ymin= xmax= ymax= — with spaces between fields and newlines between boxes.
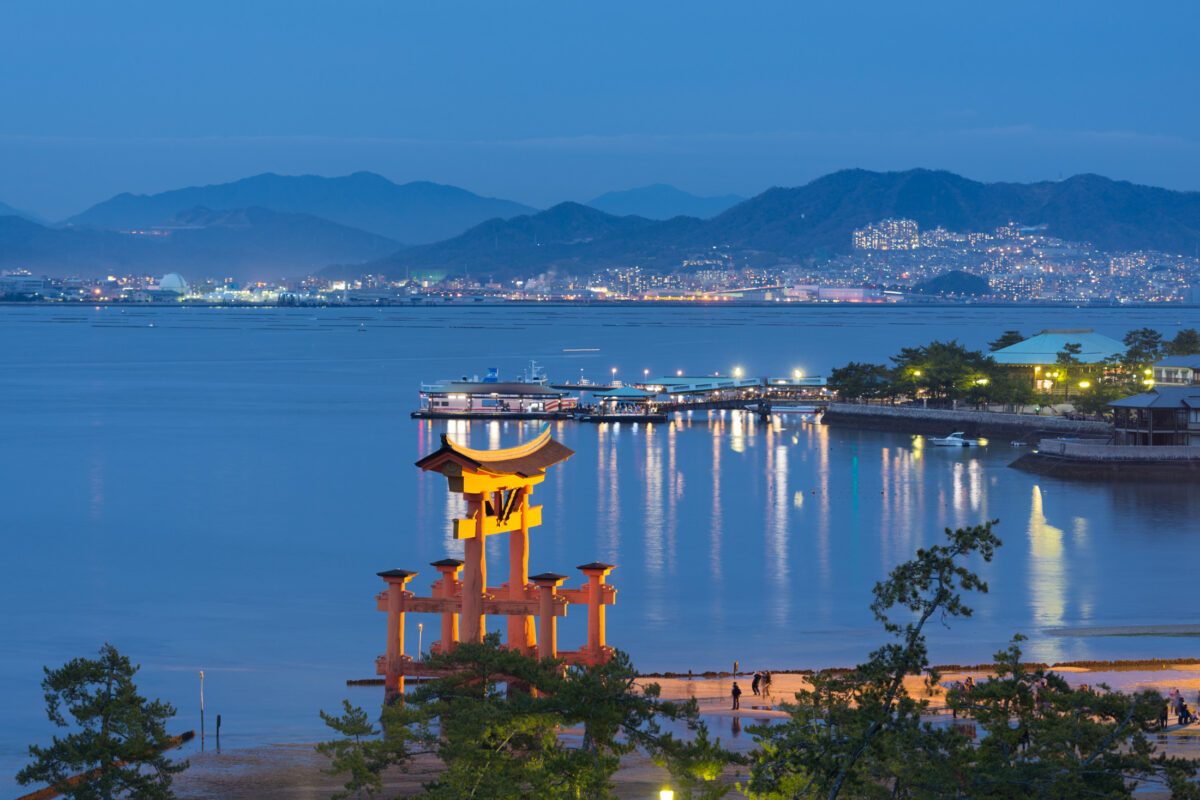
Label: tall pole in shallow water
xmin=199 ymin=670 xmax=205 ymax=749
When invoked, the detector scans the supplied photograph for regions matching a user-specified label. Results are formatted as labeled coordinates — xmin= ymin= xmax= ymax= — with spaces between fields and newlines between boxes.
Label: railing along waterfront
xmin=1037 ymin=439 xmax=1200 ymax=461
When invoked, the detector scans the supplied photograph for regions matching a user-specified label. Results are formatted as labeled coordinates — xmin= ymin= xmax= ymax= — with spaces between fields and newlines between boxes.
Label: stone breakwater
xmin=1010 ymin=439 xmax=1200 ymax=480
xmin=820 ymin=402 xmax=1112 ymax=440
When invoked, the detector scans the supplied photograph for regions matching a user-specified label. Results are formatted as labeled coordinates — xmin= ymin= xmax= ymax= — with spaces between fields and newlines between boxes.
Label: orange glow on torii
xmin=374 ymin=426 xmax=617 ymax=695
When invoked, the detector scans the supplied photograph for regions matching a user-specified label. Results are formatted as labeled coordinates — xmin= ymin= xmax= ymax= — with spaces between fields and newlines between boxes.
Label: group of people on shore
xmin=730 ymin=671 xmax=773 ymax=709
xmin=1162 ymin=688 xmax=1199 ymax=727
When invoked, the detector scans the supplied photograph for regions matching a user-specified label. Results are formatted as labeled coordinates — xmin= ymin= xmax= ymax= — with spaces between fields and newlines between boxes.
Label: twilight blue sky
xmin=2 ymin=0 xmax=1199 ymax=219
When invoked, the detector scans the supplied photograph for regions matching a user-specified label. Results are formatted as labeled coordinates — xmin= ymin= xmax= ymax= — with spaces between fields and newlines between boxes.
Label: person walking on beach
xmin=751 ymin=672 xmax=761 ymax=696
xmin=731 ymin=681 xmax=742 ymax=710
xmin=762 ymin=671 xmax=772 ymax=697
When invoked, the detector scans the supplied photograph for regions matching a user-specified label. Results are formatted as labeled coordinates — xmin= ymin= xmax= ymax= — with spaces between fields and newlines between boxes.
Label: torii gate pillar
xmin=531 ymin=572 xmax=569 ymax=658
xmin=430 ymin=558 xmax=463 ymax=654
xmin=579 ymin=562 xmax=615 ymax=660
xmin=378 ymin=568 xmax=417 ymax=696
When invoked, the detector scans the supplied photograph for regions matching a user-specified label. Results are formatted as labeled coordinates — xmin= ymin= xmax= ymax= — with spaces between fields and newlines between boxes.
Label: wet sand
xmin=172 ymin=665 xmax=1200 ymax=799
xmin=173 ymin=744 xmax=721 ymax=800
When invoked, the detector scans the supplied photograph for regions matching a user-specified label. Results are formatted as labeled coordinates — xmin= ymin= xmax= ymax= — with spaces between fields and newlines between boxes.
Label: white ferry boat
xmin=412 ymin=361 xmax=578 ymax=419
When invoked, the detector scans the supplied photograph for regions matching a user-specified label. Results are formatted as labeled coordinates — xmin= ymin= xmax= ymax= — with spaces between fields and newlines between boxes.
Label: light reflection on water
xmin=7 ymin=304 xmax=1200 ymax=790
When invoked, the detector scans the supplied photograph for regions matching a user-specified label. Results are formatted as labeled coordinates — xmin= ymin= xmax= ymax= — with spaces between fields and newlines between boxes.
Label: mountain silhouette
xmin=1 ymin=206 xmax=399 ymax=281
xmin=368 ymin=169 xmax=1200 ymax=278
xmin=64 ymin=172 xmax=535 ymax=243
xmin=587 ymin=184 xmax=744 ymax=220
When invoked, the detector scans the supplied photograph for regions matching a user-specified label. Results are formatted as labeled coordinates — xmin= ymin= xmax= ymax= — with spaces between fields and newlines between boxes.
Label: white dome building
xmin=157 ymin=273 xmax=189 ymax=294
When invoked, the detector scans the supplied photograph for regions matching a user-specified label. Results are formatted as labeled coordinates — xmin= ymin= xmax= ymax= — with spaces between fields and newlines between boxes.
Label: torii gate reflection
xmin=375 ymin=426 xmax=616 ymax=697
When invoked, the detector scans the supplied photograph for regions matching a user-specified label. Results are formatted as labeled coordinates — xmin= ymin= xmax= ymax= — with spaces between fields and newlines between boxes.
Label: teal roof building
xmin=991 ymin=329 xmax=1125 ymax=366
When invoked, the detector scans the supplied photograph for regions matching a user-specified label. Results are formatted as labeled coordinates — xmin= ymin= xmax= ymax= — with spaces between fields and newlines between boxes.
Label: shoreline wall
xmin=821 ymin=402 xmax=1112 ymax=439
xmin=1010 ymin=452 xmax=1200 ymax=479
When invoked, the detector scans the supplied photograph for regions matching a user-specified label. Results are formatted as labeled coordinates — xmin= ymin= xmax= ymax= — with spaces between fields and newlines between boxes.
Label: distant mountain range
xmin=368 ymin=170 xmax=1200 ymax=280
xmin=4 ymin=169 xmax=1199 ymax=282
xmin=0 ymin=206 xmax=399 ymax=280
xmin=0 ymin=201 xmax=41 ymax=223
xmin=63 ymin=172 xmax=535 ymax=244
xmin=586 ymin=184 xmax=744 ymax=220
xmin=352 ymin=202 xmax=698 ymax=278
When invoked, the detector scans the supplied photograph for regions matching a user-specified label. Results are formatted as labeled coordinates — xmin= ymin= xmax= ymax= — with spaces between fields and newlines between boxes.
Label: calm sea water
xmin=2 ymin=303 xmax=1198 ymax=788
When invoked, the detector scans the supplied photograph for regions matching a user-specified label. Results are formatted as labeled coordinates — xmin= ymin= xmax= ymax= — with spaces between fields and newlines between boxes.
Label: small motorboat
xmin=926 ymin=432 xmax=980 ymax=447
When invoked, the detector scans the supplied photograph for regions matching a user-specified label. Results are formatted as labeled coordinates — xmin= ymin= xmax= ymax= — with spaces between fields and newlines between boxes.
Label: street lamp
xmin=418 ymin=623 xmax=423 ymax=661
xmin=1079 ymin=380 xmax=1091 ymax=389
xmin=793 ymin=369 xmax=803 ymax=380
xmin=660 ymin=790 xmax=675 ymax=800
xmin=734 ymin=367 xmax=743 ymax=378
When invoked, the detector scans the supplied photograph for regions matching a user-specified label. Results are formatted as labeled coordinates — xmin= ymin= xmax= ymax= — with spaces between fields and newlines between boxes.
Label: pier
xmin=414 ymin=371 xmax=829 ymax=422
xmin=591 ymin=375 xmax=827 ymax=421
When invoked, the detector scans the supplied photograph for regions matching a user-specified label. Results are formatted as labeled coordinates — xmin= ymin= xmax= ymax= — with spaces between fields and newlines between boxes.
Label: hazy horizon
xmin=3 ymin=0 xmax=1199 ymax=218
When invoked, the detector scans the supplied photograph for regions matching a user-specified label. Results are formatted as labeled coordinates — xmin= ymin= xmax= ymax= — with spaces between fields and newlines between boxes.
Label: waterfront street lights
xmin=734 ymin=367 xmax=743 ymax=378
xmin=793 ymin=369 xmax=803 ymax=380
xmin=611 ymin=367 xmax=617 ymax=384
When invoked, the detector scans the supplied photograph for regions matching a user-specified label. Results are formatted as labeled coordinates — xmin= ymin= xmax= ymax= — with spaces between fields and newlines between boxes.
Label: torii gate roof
xmin=415 ymin=425 xmax=574 ymax=478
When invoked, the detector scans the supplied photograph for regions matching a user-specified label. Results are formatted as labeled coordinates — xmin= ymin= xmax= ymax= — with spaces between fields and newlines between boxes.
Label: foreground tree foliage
xmin=742 ymin=521 xmax=1200 ymax=800
xmin=319 ymin=635 xmax=737 ymax=799
xmin=18 ymin=644 xmax=187 ymax=800
xmin=742 ymin=522 xmax=1001 ymax=800
xmin=316 ymin=700 xmax=403 ymax=800
xmin=947 ymin=637 xmax=1200 ymax=799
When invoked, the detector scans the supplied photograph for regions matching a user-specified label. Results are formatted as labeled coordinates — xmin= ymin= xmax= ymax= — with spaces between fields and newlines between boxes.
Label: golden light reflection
xmin=1028 ymin=485 xmax=1067 ymax=661
xmin=730 ymin=411 xmax=745 ymax=453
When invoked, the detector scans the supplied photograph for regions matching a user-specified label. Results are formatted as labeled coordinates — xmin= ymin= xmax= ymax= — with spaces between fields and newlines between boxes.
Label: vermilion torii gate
xmin=374 ymin=427 xmax=616 ymax=694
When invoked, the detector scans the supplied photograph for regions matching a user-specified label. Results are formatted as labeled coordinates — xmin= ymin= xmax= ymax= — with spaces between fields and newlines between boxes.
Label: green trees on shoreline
xmin=827 ymin=327 xmax=1200 ymax=412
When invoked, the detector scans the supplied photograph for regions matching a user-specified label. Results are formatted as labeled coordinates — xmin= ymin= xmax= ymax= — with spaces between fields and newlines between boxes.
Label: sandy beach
xmin=165 ymin=662 xmax=1200 ymax=800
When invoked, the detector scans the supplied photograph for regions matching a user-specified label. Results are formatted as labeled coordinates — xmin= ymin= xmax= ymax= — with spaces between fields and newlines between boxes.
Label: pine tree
xmin=17 ymin=644 xmax=187 ymax=800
